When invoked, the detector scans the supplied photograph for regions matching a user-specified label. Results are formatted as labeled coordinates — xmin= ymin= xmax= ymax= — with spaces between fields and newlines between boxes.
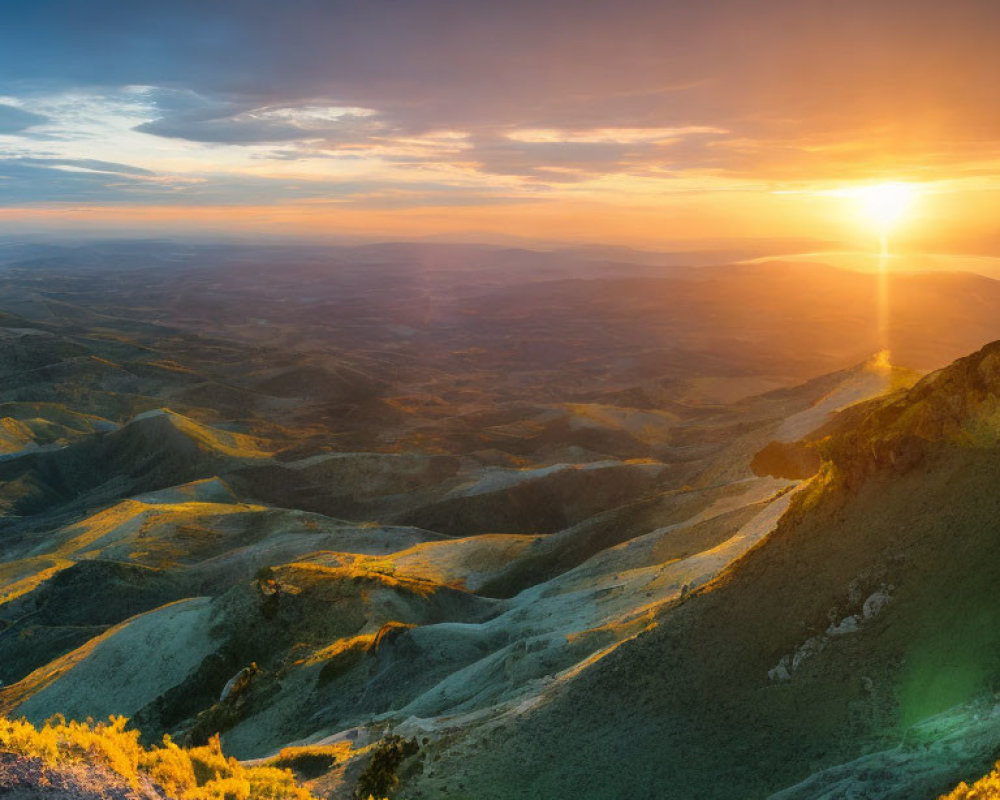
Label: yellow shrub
xmin=940 ymin=760 xmax=1000 ymax=798
xmin=0 ymin=715 xmax=142 ymax=784
xmin=0 ymin=715 xmax=316 ymax=800
xmin=139 ymin=735 xmax=198 ymax=796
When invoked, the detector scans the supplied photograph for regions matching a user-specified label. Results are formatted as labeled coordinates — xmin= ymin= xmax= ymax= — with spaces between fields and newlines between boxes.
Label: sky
xmin=3 ymin=0 xmax=1000 ymax=250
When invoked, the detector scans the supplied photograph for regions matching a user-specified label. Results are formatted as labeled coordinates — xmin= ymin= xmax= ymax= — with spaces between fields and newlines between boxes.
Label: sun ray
xmin=849 ymin=183 xmax=919 ymax=357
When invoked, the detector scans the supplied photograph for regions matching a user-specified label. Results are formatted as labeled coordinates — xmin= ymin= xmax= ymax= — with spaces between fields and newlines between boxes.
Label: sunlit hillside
xmin=0 ymin=715 xmax=319 ymax=800
xmin=7 ymin=2 xmax=1000 ymax=798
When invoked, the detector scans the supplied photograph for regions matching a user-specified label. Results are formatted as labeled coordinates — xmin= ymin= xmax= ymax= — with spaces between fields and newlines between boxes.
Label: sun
xmin=856 ymin=182 xmax=917 ymax=230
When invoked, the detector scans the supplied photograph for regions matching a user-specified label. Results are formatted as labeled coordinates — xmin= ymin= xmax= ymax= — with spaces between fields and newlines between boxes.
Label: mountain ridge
xmin=414 ymin=338 xmax=1000 ymax=799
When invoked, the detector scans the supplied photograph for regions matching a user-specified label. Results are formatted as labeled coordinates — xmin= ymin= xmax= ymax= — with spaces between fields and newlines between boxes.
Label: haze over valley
xmin=0 ymin=239 xmax=994 ymax=798
xmin=8 ymin=2 xmax=1000 ymax=798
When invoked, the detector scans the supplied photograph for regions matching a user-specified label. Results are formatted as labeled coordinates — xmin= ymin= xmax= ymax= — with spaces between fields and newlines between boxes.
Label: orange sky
xmin=3 ymin=1 xmax=1000 ymax=253
xmin=4 ymin=183 xmax=993 ymax=255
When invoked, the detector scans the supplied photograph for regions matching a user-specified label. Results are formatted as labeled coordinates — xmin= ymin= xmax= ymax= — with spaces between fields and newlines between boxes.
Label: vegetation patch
xmin=354 ymin=735 xmax=419 ymax=800
xmin=942 ymin=760 xmax=1000 ymax=799
xmin=269 ymin=744 xmax=350 ymax=780
xmin=0 ymin=714 xmax=317 ymax=799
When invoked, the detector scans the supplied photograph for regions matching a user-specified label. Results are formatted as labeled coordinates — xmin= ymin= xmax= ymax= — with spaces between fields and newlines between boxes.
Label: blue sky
xmin=2 ymin=0 xmax=1000 ymax=246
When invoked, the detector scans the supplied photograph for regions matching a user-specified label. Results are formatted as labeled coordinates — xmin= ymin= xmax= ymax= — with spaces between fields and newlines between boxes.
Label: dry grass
xmin=940 ymin=760 xmax=1000 ymax=799
xmin=167 ymin=412 xmax=272 ymax=459
xmin=0 ymin=556 xmax=74 ymax=604
xmin=275 ymin=560 xmax=441 ymax=599
xmin=0 ymin=715 xmax=317 ymax=799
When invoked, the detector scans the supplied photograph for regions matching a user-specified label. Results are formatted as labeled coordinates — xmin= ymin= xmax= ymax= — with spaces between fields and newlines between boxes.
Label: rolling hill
xmin=1 ymin=243 xmax=1000 ymax=798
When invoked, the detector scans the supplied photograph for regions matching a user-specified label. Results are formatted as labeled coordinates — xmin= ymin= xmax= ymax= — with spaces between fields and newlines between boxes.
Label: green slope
xmin=414 ymin=341 xmax=1000 ymax=799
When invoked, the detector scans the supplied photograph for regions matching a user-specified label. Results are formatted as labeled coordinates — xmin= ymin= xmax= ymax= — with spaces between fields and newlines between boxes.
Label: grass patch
xmin=0 ymin=714 xmax=316 ymax=799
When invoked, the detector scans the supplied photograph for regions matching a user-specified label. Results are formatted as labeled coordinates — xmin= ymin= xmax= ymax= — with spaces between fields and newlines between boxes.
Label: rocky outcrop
xmin=822 ymin=341 xmax=1000 ymax=490
xmin=0 ymin=752 xmax=169 ymax=800
xmin=768 ymin=588 xmax=892 ymax=682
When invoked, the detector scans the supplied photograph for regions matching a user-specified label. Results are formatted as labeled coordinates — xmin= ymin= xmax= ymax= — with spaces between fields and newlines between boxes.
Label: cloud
xmin=14 ymin=158 xmax=154 ymax=176
xmin=0 ymin=155 xmax=510 ymax=208
xmin=466 ymin=127 xmax=728 ymax=181
xmin=0 ymin=158 xmax=157 ymax=203
xmin=134 ymin=91 xmax=383 ymax=144
xmin=5 ymin=1 xmax=1000 ymax=145
xmin=3 ymin=0 xmax=1000 ymax=197
xmin=468 ymin=138 xmax=648 ymax=181
xmin=0 ymin=104 xmax=48 ymax=134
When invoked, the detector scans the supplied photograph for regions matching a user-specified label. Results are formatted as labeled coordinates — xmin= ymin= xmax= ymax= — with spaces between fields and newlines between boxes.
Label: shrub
xmin=353 ymin=735 xmax=419 ymax=800
xmin=269 ymin=745 xmax=343 ymax=780
xmin=0 ymin=715 xmax=315 ymax=800
xmin=940 ymin=759 xmax=1000 ymax=798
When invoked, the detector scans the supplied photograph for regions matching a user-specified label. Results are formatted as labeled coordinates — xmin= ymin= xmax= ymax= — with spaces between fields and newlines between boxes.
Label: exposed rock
xmin=791 ymin=636 xmax=827 ymax=671
xmin=826 ymin=615 xmax=860 ymax=636
xmin=773 ymin=585 xmax=893 ymax=681
xmin=0 ymin=752 xmax=169 ymax=800
xmin=220 ymin=662 xmax=259 ymax=704
xmin=768 ymin=656 xmax=792 ymax=683
xmin=862 ymin=590 xmax=891 ymax=619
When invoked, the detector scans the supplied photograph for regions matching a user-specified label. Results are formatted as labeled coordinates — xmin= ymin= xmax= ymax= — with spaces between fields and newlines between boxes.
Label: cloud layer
xmin=0 ymin=104 xmax=47 ymax=134
xmin=1 ymin=0 xmax=1000 ymax=241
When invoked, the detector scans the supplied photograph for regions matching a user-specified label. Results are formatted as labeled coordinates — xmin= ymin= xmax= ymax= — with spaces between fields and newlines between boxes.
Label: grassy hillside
xmin=4 ymin=248 xmax=1000 ymax=798
xmin=413 ymin=341 xmax=1000 ymax=799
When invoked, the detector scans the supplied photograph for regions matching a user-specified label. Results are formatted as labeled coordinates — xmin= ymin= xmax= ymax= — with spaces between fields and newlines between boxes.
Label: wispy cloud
xmin=0 ymin=104 xmax=48 ymax=134
xmin=2 ymin=0 xmax=1000 ymax=244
